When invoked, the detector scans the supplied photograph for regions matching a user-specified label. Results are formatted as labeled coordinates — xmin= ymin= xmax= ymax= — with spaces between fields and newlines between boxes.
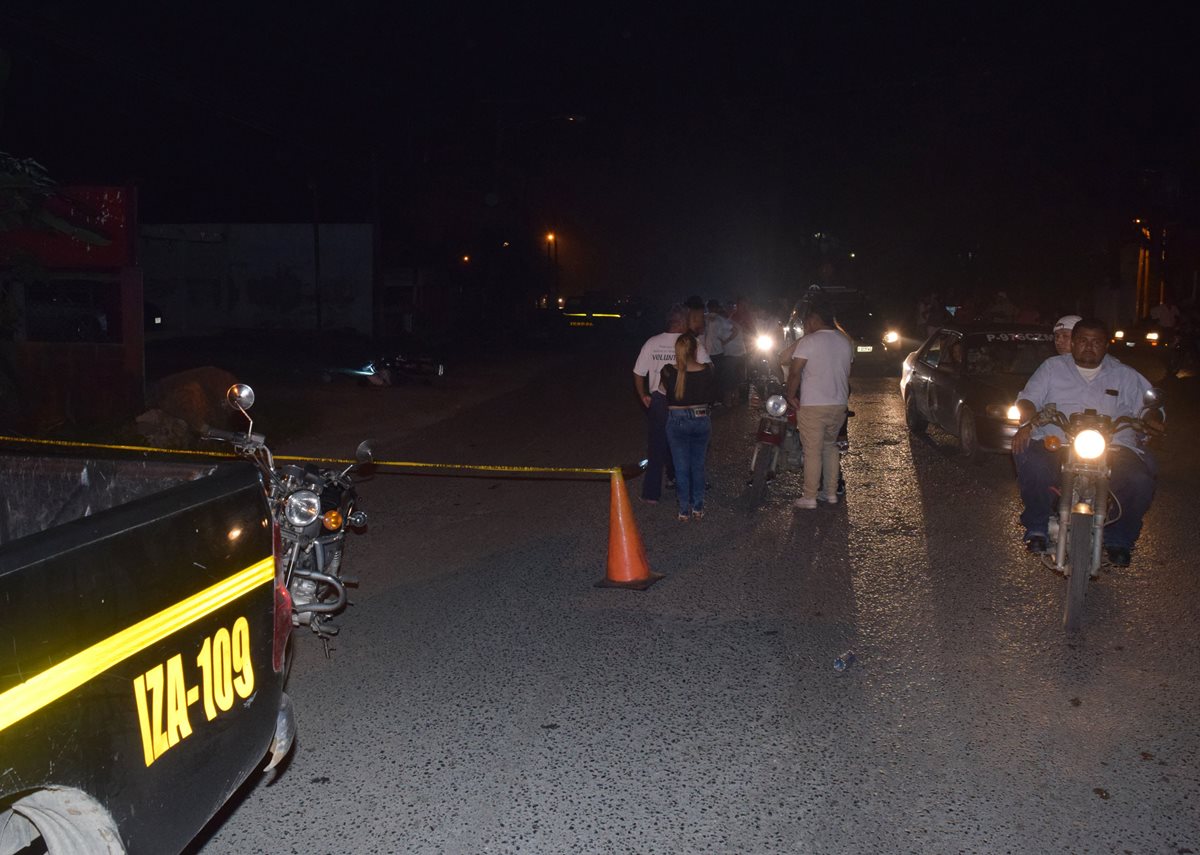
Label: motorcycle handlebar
xmin=204 ymin=428 xmax=244 ymax=442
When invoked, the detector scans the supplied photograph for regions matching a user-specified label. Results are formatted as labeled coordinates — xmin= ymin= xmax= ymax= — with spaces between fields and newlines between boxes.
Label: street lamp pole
xmin=546 ymin=232 xmax=559 ymax=294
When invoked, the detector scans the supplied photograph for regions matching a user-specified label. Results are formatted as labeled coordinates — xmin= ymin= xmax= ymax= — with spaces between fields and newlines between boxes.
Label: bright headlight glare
xmin=1073 ymin=429 xmax=1106 ymax=460
xmin=765 ymin=394 xmax=788 ymax=417
xmin=285 ymin=490 xmax=322 ymax=526
xmin=1145 ymin=331 xmax=1159 ymax=341
xmin=756 ymin=334 xmax=775 ymax=352
xmin=1006 ymin=405 xmax=1021 ymax=421
xmin=1114 ymin=330 xmax=1125 ymax=339
xmin=884 ymin=330 xmax=900 ymax=344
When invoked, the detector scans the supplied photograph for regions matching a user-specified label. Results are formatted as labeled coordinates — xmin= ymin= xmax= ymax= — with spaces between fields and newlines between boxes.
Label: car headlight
xmin=1073 ymin=429 xmax=1106 ymax=460
xmin=285 ymin=490 xmax=322 ymax=526
xmin=1145 ymin=331 xmax=1159 ymax=341
xmin=755 ymin=334 xmax=775 ymax=352
xmin=883 ymin=330 xmax=900 ymax=344
xmin=1113 ymin=330 xmax=1125 ymax=339
xmin=764 ymin=394 xmax=788 ymax=417
xmin=985 ymin=404 xmax=1022 ymax=422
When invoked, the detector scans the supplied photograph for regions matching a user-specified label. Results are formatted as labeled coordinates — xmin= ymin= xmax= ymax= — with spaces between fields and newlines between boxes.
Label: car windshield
xmin=962 ymin=333 xmax=1056 ymax=376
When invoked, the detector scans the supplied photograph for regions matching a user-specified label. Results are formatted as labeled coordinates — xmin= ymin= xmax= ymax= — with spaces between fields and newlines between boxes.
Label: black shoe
xmin=1106 ymin=546 xmax=1131 ymax=567
xmin=836 ymin=476 xmax=846 ymax=496
xmin=1025 ymin=535 xmax=1048 ymax=554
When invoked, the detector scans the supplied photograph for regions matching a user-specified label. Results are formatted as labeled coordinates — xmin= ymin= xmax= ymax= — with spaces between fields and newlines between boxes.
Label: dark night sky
xmin=2 ymin=3 xmax=1198 ymax=308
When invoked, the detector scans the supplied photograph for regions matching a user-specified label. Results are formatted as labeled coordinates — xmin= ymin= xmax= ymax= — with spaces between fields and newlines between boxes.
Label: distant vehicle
xmin=899 ymin=323 xmax=1056 ymax=459
xmin=1110 ymin=322 xmax=1168 ymax=351
xmin=559 ymin=292 xmax=644 ymax=336
xmin=784 ymin=286 xmax=904 ymax=366
xmin=320 ymin=350 xmax=445 ymax=387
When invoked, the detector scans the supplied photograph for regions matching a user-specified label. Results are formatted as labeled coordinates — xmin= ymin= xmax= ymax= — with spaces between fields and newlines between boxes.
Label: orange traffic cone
xmin=596 ymin=469 xmax=664 ymax=590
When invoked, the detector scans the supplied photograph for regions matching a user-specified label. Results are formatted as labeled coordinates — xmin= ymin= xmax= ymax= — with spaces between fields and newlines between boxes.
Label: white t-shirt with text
xmin=634 ymin=333 xmax=712 ymax=396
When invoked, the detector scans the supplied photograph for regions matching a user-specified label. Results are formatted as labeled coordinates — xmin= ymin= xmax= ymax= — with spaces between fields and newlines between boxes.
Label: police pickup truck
xmin=0 ymin=451 xmax=294 ymax=854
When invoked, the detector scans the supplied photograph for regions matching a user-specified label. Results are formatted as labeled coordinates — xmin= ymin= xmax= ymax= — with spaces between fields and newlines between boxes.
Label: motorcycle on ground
xmin=205 ymin=384 xmax=373 ymax=653
xmin=1032 ymin=388 xmax=1163 ymax=631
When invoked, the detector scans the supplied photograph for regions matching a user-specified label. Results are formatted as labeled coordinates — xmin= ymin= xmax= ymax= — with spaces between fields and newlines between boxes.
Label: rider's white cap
xmin=1053 ymin=314 xmax=1082 ymax=333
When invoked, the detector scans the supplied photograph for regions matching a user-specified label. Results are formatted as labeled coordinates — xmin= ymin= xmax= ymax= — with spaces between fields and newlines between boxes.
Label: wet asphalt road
xmin=191 ymin=342 xmax=1199 ymax=855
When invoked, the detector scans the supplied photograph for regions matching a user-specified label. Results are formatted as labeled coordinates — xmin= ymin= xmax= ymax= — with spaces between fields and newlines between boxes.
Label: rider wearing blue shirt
xmin=1011 ymin=318 xmax=1164 ymax=567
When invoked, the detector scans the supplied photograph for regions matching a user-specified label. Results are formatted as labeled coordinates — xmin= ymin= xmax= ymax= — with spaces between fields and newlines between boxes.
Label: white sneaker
xmin=793 ymin=497 xmax=818 ymax=510
xmin=818 ymin=493 xmax=838 ymax=504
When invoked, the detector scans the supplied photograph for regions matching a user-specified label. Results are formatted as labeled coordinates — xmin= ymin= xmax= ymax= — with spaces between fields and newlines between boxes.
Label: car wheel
xmin=905 ymin=392 xmax=927 ymax=433
xmin=958 ymin=407 xmax=981 ymax=462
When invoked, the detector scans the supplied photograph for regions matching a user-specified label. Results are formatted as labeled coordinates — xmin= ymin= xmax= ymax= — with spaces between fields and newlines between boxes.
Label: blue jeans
xmin=642 ymin=392 xmax=674 ymax=502
xmin=666 ymin=409 xmax=712 ymax=515
xmin=1014 ymin=439 xmax=1157 ymax=549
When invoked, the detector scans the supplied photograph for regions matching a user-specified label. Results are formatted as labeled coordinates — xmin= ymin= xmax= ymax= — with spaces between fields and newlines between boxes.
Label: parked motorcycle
xmin=1032 ymin=388 xmax=1163 ymax=631
xmin=747 ymin=383 xmax=852 ymax=508
xmin=748 ymin=380 xmax=803 ymax=508
xmin=205 ymin=384 xmax=373 ymax=652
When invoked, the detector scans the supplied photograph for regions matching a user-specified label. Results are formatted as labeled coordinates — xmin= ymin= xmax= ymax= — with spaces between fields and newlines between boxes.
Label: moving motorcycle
xmin=1032 ymin=388 xmax=1162 ymax=631
xmin=205 ymin=384 xmax=373 ymax=652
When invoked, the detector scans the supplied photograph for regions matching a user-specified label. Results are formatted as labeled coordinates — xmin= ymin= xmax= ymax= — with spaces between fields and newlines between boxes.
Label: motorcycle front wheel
xmin=749 ymin=444 xmax=775 ymax=508
xmin=1063 ymin=511 xmax=1093 ymax=632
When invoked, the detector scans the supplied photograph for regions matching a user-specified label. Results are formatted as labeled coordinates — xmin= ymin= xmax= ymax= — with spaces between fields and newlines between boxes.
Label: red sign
xmin=0 ymin=186 xmax=136 ymax=269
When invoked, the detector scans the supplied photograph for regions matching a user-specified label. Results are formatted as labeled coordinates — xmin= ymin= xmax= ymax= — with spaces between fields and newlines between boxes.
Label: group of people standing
xmin=632 ymin=295 xmax=852 ymax=519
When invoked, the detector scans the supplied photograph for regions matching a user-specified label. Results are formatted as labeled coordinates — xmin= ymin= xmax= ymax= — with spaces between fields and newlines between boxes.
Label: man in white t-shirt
xmin=633 ymin=304 xmax=711 ymax=503
xmin=784 ymin=299 xmax=852 ymax=509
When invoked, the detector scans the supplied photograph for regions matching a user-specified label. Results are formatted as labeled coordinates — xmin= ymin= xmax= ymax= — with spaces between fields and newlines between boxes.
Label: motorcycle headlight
xmin=1073 ymin=429 xmax=1106 ymax=460
xmin=985 ymin=404 xmax=1022 ymax=422
xmin=285 ymin=490 xmax=322 ymax=527
xmin=755 ymin=334 xmax=775 ymax=352
xmin=883 ymin=330 xmax=900 ymax=344
xmin=765 ymin=394 xmax=788 ymax=417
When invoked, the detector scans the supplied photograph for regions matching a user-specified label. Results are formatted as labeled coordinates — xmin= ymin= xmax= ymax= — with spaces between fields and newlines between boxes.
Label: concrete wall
xmin=140 ymin=224 xmax=373 ymax=336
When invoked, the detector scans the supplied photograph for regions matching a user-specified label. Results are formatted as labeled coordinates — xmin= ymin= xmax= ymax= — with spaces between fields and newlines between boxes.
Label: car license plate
xmin=856 ymin=345 xmax=873 ymax=353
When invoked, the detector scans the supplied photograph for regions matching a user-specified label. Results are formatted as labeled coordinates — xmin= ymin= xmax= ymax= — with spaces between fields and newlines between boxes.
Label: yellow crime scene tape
xmin=0 ymin=435 xmax=624 ymax=478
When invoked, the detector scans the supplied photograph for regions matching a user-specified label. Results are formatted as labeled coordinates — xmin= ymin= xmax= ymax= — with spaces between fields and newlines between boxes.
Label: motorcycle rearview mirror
xmin=226 ymin=383 xmax=256 ymax=436
xmin=1143 ymin=387 xmax=1164 ymax=409
xmin=227 ymin=384 xmax=255 ymax=412
xmin=355 ymin=440 xmax=374 ymax=464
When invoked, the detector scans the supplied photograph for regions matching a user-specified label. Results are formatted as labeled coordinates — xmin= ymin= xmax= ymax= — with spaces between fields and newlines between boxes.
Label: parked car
xmin=899 ymin=323 xmax=1056 ymax=458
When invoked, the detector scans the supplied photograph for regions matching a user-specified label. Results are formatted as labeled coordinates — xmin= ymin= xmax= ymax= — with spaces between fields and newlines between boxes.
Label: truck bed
xmin=0 ymin=453 xmax=217 ymax=546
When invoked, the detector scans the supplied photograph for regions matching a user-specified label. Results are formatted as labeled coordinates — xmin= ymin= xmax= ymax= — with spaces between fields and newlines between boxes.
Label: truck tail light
xmin=271 ymin=521 xmax=293 ymax=672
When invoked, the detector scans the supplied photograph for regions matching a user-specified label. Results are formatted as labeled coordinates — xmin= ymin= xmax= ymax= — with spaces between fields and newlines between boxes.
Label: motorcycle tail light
xmin=271 ymin=521 xmax=293 ymax=673
xmin=1044 ymin=435 xmax=1062 ymax=451
xmin=322 ymin=509 xmax=344 ymax=531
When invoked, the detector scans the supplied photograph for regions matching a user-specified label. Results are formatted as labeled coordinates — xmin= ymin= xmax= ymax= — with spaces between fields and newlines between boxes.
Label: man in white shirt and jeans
xmin=784 ymin=299 xmax=853 ymax=509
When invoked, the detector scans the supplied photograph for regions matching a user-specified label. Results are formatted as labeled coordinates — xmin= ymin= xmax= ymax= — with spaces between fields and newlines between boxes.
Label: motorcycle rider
xmin=1052 ymin=314 xmax=1081 ymax=356
xmin=1011 ymin=317 xmax=1164 ymax=567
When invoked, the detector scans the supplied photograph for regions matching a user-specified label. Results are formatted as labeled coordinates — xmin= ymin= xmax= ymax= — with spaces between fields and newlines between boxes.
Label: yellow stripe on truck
xmin=0 ymin=557 xmax=274 ymax=734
